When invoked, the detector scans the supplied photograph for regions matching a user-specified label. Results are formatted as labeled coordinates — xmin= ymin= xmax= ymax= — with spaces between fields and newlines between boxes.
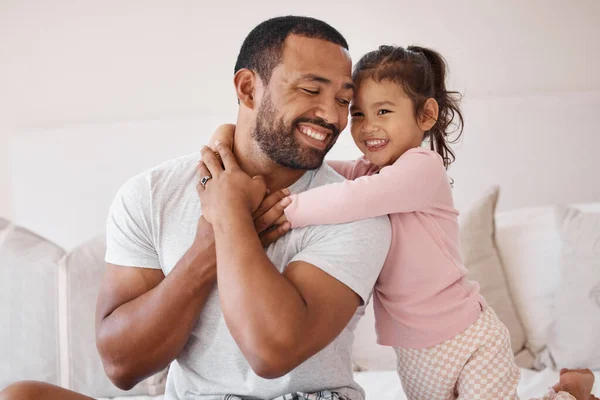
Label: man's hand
xmin=197 ymin=142 xmax=266 ymax=224
xmin=195 ymin=142 xmax=291 ymax=247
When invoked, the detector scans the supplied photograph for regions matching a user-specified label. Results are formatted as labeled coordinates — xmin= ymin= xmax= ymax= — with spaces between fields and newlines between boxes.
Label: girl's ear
xmin=419 ymin=98 xmax=439 ymax=132
xmin=234 ymin=69 xmax=257 ymax=109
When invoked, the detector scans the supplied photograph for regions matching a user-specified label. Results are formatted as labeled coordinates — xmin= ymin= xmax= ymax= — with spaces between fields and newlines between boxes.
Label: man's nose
xmin=314 ymin=98 xmax=340 ymax=128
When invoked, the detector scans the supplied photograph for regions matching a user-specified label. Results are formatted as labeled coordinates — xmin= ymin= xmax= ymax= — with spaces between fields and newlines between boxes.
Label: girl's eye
xmin=351 ymin=112 xmax=364 ymax=117
xmin=302 ymin=88 xmax=319 ymax=95
xmin=378 ymin=109 xmax=392 ymax=115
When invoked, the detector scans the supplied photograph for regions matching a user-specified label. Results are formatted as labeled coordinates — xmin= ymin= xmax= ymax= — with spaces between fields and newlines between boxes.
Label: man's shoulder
xmin=112 ymin=152 xmax=199 ymax=214
xmin=310 ymin=162 xmax=346 ymax=185
xmin=146 ymin=152 xmax=200 ymax=182
xmin=305 ymin=211 xmax=391 ymax=241
xmin=120 ymin=152 xmax=199 ymax=193
xmin=288 ymin=165 xmax=392 ymax=303
xmin=305 ymin=164 xmax=392 ymax=240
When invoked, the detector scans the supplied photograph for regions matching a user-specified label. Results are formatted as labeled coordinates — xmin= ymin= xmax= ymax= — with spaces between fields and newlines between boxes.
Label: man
xmin=0 ymin=16 xmax=391 ymax=400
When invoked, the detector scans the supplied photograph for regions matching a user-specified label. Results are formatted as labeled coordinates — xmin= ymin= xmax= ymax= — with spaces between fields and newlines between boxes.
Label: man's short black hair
xmin=234 ymin=16 xmax=349 ymax=83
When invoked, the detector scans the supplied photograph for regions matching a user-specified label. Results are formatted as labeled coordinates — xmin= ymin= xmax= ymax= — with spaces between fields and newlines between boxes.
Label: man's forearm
xmin=213 ymin=208 xmax=308 ymax=375
xmin=97 ymin=237 xmax=216 ymax=390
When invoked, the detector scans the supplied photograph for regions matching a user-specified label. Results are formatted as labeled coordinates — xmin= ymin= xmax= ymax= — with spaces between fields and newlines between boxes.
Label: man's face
xmin=252 ymin=35 xmax=353 ymax=170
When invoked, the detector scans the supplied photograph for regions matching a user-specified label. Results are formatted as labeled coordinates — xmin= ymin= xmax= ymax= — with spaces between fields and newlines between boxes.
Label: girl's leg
xmin=394 ymin=345 xmax=460 ymax=400
xmin=455 ymin=308 xmax=521 ymax=399
xmin=394 ymin=307 xmax=508 ymax=400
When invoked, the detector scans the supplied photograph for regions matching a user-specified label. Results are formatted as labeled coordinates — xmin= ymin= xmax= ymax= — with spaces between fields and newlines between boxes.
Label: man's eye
xmin=338 ymin=99 xmax=350 ymax=106
xmin=378 ymin=109 xmax=391 ymax=115
xmin=302 ymin=88 xmax=319 ymax=95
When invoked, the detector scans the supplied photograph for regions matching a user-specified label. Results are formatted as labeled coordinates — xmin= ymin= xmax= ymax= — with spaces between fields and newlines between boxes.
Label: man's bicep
xmin=96 ymin=263 xmax=164 ymax=324
xmin=277 ymin=217 xmax=391 ymax=366
xmin=283 ymin=260 xmax=361 ymax=358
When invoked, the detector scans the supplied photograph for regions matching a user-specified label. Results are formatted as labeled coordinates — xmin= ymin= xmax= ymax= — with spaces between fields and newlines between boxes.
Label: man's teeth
xmin=366 ymin=139 xmax=388 ymax=147
xmin=299 ymin=127 xmax=327 ymax=141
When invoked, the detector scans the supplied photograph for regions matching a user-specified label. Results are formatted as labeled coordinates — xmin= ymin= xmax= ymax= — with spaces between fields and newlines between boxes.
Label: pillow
xmin=459 ymin=186 xmax=527 ymax=356
xmin=547 ymin=206 xmax=600 ymax=369
xmin=495 ymin=205 xmax=562 ymax=361
xmin=0 ymin=219 xmax=64 ymax=388
xmin=351 ymin=300 xmax=397 ymax=371
xmin=65 ymin=235 xmax=168 ymax=397
xmin=0 ymin=221 xmax=168 ymax=396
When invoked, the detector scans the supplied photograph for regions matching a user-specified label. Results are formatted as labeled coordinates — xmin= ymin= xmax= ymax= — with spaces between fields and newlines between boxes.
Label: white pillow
xmin=547 ymin=206 xmax=600 ymax=369
xmin=495 ymin=206 xmax=562 ymax=359
xmin=495 ymin=202 xmax=600 ymax=367
xmin=0 ymin=223 xmax=168 ymax=396
xmin=66 ymin=235 xmax=168 ymax=397
xmin=0 ymin=219 xmax=64 ymax=388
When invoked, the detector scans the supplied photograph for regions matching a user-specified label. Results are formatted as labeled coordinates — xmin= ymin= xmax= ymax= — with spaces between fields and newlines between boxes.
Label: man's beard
xmin=252 ymin=93 xmax=340 ymax=170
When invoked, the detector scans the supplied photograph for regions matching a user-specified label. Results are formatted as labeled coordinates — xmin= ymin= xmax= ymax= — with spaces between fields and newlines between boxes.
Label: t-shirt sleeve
xmin=105 ymin=173 xmax=162 ymax=269
xmin=289 ymin=216 xmax=391 ymax=303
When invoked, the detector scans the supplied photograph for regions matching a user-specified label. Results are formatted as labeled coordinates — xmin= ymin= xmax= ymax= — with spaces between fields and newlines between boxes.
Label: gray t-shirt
xmin=105 ymin=152 xmax=392 ymax=400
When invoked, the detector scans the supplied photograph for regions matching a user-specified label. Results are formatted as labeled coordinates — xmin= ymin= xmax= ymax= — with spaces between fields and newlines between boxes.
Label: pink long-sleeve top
xmin=284 ymin=147 xmax=485 ymax=348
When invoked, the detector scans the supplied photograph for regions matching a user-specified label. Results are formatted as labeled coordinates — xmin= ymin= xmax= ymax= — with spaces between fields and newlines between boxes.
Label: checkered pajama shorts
xmin=394 ymin=307 xmax=576 ymax=400
xmin=224 ymin=390 xmax=349 ymax=400
xmin=224 ymin=307 xmax=575 ymax=400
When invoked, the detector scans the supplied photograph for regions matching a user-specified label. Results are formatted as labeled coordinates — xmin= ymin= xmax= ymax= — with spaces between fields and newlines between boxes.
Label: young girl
xmin=209 ymin=45 xmax=596 ymax=400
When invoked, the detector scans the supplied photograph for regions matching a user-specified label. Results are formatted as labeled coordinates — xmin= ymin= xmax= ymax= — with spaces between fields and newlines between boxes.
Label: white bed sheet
xmin=354 ymin=368 xmax=600 ymax=400
xmin=102 ymin=368 xmax=600 ymax=400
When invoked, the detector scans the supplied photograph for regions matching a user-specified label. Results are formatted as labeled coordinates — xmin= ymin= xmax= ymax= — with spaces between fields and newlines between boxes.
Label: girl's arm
xmin=285 ymin=149 xmax=445 ymax=228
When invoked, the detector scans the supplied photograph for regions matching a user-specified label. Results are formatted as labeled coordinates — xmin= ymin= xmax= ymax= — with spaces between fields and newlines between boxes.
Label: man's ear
xmin=418 ymin=98 xmax=439 ymax=132
xmin=234 ymin=69 xmax=258 ymax=109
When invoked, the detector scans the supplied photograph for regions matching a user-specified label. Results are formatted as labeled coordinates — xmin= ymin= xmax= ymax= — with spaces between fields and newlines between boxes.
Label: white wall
xmin=451 ymin=91 xmax=600 ymax=211
xmin=1 ymin=0 xmax=599 ymax=222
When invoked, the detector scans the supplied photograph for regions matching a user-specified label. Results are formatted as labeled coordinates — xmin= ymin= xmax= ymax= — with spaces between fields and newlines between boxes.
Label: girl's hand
xmin=209 ymin=123 xmax=236 ymax=150
xmin=253 ymin=189 xmax=292 ymax=247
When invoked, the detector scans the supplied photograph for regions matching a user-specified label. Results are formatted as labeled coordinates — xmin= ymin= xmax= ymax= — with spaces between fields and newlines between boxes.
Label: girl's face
xmin=350 ymin=79 xmax=426 ymax=167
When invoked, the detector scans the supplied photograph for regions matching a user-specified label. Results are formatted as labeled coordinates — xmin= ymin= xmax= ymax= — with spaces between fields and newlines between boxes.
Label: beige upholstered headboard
xmin=8 ymin=90 xmax=600 ymax=250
